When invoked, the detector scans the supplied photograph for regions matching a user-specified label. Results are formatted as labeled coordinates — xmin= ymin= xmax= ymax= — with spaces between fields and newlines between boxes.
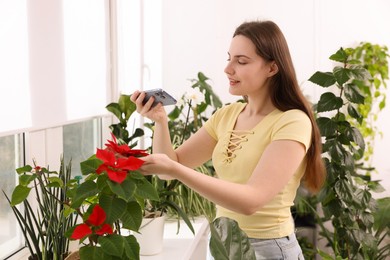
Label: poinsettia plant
xmin=65 ymin=133 xmax=159 ymax=259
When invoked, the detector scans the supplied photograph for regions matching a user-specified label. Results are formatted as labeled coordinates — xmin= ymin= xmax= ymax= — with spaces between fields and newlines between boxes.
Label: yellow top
xmin=204 ymin=102 xmax=312 ymax=239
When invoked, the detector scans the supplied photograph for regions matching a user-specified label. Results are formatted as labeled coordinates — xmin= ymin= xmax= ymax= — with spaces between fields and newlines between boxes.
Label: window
xmin=0 ymin=134 xmax=25 ymax=259
xmin=63 ymin=119 xmax=102 ymax=177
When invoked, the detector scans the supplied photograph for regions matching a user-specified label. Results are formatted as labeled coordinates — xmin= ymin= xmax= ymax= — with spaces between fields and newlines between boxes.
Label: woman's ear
xmin=268 ymin=61 xmax=279 ymax=77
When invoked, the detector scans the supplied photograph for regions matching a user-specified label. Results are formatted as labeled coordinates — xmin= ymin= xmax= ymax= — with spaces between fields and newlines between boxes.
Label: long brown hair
xmin=234 ymin=20 xmax=326 ymax=193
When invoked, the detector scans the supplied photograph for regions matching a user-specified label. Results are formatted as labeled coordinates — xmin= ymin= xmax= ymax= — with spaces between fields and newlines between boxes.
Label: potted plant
xmin=144 ymin=72 xmax=223 ymax=222
xmin=307 ymin=45 xmax=390 ymax=259
xmin=105 ymin=93 xmax=196 ymax=255
xmin=3 ymin=158 xmax=77 ymax=260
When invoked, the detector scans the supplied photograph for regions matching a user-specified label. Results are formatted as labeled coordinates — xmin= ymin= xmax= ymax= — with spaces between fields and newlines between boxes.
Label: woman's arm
xmin=140 ymin=139 xmax=306 ymax=215
xmin=131 ymin=90 xmax=216 ymax=169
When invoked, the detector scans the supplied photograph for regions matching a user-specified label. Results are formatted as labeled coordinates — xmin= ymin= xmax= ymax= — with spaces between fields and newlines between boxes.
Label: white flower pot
xmin=134 ymin=215 xmax=166 ymax=255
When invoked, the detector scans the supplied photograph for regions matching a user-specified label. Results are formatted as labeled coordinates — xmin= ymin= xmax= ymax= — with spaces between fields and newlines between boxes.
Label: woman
xmin=131 ymin=20 xmax=326 ymax=259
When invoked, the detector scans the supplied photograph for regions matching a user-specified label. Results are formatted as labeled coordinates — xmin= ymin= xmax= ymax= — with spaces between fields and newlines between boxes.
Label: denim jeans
xmin=249 ymin=232 xmax=304 ymax=260
xmin=207 ymin=232 xmax=304 ymax=260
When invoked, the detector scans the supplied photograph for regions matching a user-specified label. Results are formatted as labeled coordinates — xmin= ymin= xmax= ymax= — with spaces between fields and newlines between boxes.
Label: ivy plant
xmin=309 ymin=47 xmax=390 ymax=259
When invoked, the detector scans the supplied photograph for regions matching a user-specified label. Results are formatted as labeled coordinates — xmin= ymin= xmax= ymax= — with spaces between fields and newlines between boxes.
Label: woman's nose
xmin=224 ymin=62 xmax=234 ymax=75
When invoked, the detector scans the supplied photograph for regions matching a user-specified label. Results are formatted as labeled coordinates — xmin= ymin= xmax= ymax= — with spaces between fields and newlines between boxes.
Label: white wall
xmin=160 ymin=0 xmax=390 ymax=197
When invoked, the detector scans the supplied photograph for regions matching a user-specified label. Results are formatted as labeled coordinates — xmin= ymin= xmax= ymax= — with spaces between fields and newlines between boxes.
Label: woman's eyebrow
xmin=227 ymin=52 xmax=251 ymax=59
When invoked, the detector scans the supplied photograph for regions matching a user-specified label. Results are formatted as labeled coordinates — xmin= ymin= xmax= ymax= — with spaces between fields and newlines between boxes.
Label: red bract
xmin=70 ymin=205 xmax=113 ymax=240
xmin=106 ymin=134 xmax=148 ymax=157
xmin=96 ymin=146 xmax=145 ymax=184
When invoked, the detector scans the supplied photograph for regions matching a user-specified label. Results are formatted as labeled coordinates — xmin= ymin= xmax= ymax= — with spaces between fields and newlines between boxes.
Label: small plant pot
xmin=64 ymin=250 xmax=80 ymax=260
xmin=134 ymin=215 xmax=166 ymax=255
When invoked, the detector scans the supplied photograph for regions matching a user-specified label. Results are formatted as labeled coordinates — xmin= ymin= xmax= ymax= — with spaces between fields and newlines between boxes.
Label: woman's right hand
xmin=130 ymin=90 xmax=168 ymax=123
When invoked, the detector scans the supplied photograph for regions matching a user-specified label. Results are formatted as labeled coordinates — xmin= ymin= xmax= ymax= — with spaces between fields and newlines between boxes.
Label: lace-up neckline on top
xmin=223 ymin=130 xmax=254 ymax=163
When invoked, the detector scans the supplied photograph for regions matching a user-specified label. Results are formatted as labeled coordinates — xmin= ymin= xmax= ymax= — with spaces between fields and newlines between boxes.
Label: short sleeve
xmin=271 ymin=110 xmax=312 ymax=152
xmin=203 ymin=108 xmax=220 ymax=141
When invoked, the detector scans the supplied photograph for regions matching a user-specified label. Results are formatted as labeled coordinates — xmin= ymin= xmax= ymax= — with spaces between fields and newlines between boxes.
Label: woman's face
xmin=224 ymin=35 xmax=276 ymax=97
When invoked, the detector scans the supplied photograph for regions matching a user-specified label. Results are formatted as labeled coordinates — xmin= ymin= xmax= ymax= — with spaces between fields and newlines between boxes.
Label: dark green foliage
xmin=308 ymin=46 xmax=390 ymax=259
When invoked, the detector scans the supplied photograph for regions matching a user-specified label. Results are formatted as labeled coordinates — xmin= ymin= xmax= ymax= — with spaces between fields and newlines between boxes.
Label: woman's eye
xmin=238 ymin=60 xmax=247 ymax=65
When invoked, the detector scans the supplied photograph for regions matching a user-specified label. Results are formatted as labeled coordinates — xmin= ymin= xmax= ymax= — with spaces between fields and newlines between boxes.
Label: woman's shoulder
xmin=274 ymin=109 xmax=310 ymax=121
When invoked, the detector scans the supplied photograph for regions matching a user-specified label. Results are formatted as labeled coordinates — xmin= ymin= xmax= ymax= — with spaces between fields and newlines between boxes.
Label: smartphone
xmin=143 ymin=88 xmax=177 ymax=107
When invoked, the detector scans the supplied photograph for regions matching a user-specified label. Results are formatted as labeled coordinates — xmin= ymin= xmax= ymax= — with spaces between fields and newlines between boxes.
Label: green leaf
xmin=119 ymin=94 xmax=136 ymax=121
xmin=11 ymin=185 xmax=31 ymax=205
xmin=349 ymin=65 xmax=372 ymax=81
xmin=345 ymin=127 xmax=365 ymax=150
xmin=317 ymin=92 xmax=343 ymax=112
xmin=99 ymin=235 xmax=125 ymax=257
xmin=99 ymin=195 xmax=127 ymax=224
xmin=71 ymin=180 xmax=99 ymax=208
xmin=18 ymin=174 xmax=37 ymax=186
xmin=347 ymin=104 xmax=363 ymax=124
xmin=79 ymin=246 xmax=110 ymax=260
xmin=108 ymin=178 xmax=136 ymax=201
xmin=160 ymin=200 xmax=194 ymax=234
xmin=106 ymin=103 xmax=122 ymax=121
xmin=316 ymin=117 xmax=338 ymax=137
xmin=133 ymin=177 xmax=159 ymax=201
xmin=373 ymin=197 xmax=390 ymax=233
xmin=121 ymin=201 xmax=143 ymax=231
xmin=333 ymin=66 xmax=351 ymax=85
xmin=123 ymin=235 xmax=140 ymax=260
xmin=80 ymin=157 xmax=102 ymax=175
xmin=16 ymin=165 xmax=33 ymax=174
xmin=47 ymin=176 xmax=64 ymax=188
xmin=344 ymin=83 xmax=365 ymax=104
xmin=329 ymin=47 xmax=349 ymax=63
xmin=209 ymin=217 xmax=256 ymax=260
xmin=308 ymin=71 xmax=336 ymax=87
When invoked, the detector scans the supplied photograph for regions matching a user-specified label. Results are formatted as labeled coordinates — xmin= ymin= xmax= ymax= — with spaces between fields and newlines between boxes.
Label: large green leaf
xmin=71 ymin=180 xmax=99 ymax=208
xmin=80 ymin=157 xmax=102 ymax=175
xmin=106 ymin=102 xmax=122 ymax=121
xmin=118 ymin=94 xmax=136 ymax=121
xmin=209 ymin=217 xmax=256 ymax=260
xmin=79 ymin=246 xmax=110 ymax=260
xmin=345 ymin=127 xmax=365 ymax=150
xmin=123 ymin=235 xmax=140 ymax=260
xmin=99 ymin=195 xmax=127 ymax=224
xmin=18 ymin=174 xmax=37 ymax=186
xmin=333 ymin=66 xmax=352 ymax=85
xmin=11 ymin=185 xmax=31 ymax=206
xmin=16 ymin=165 xmax=33 ymax=174
xmin=133 ymin=177 xmax=159 ymax=201
xmin=99 ymin=234 xmax=125 ymax=258
xmin=121 ymin=201 xmax=143 ymax=231
xmin=317 ymin=92 xmax=343 ymax=112
xmin=344 ymin=83 xmax=365 ymax=104
xmin=308 ymin=71 xmax=336 ymax=87
xmin=316 ymin=117 xmax=338 ymax=137
xmin=107 ymin=178 xmax=136 ymax=201
xmin=373 ymin=197 xmax=390 ymax=233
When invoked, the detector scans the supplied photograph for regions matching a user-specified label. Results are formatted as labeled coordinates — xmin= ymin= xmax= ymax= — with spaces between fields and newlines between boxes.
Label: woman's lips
xmin=229 ymin=79 xmax=240 ymax=86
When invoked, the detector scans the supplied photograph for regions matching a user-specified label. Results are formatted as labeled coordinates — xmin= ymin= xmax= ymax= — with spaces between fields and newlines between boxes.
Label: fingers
xmin=131 ymin=90 xmax=155 ymax=115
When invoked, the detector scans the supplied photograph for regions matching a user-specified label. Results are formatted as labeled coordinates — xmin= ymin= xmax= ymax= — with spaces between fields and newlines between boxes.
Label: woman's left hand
xmin=139 ymin=154 xmax=177 ymax=179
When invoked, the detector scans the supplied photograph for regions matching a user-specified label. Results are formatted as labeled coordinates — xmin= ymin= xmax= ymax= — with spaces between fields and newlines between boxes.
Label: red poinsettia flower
xmin=96 ymin=147 xmax=145 ymax=184
xmin=105 ymin=133 xmax=148 ymax=157
xmin=70 ymin=204 xmax=113 ymax=240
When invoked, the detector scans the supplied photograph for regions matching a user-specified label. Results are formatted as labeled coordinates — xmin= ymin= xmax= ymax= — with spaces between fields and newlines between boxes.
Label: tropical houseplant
xmin=3 ymin=159 xmax=77 ymax=260
xmin=307 ymin=45 xmax=390 ymax=259
xmin=145 ymin=72 xmax=223 ymax=221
